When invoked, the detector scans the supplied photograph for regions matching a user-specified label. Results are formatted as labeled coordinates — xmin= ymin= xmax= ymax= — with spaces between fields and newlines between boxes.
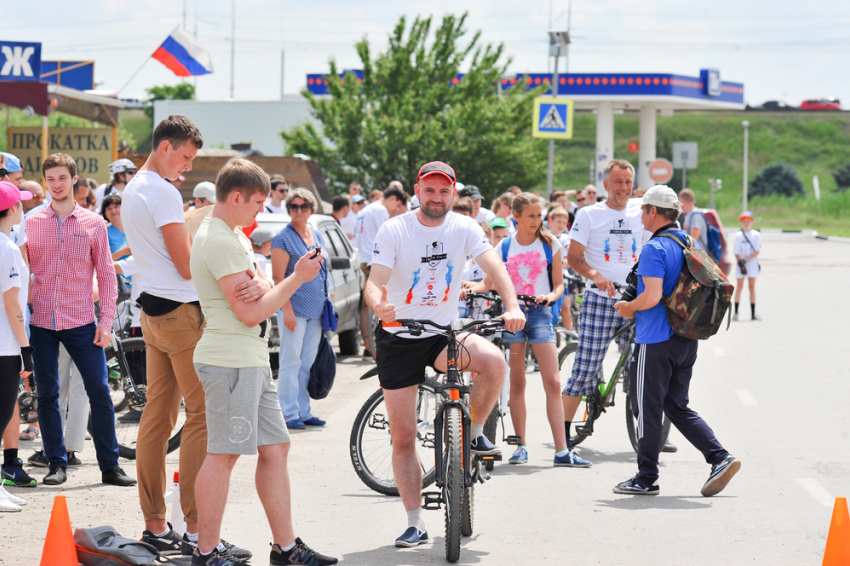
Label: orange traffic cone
xmin=823 ymin=497 xmax=850 ymax=566
xmin=38 ymin=495 xmax=78 ymax=566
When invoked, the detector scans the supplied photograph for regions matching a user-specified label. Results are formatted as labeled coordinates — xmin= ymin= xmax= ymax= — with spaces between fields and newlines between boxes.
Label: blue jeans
xmin=30 ymin=323 xmax=119 ymax=471
xmin=277 ymin=313 xmax=321 ymax=422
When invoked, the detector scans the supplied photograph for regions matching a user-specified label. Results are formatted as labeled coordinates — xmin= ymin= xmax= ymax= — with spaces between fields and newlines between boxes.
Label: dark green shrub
xmin=831 ymin=163 xmax=850 ymax=192
xmin=749 ymin=162 xmax=804 ymax=197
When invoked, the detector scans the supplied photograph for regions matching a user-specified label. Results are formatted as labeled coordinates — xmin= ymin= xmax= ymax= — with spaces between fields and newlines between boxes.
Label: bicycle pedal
xmin=575 ymin=424 xmax=594 ymax=436
xmin=422 ymin=491 xmax=442 ymax=510
xmin=477 ymin=454 xmax=501 ymax=462
xmin=505 ymin=435 xmax=522 ymax=445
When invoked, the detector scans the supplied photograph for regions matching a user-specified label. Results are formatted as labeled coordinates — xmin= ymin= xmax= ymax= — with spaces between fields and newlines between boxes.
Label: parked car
xmin=759 ymin=100 xmax=795 ymax=110
xmin=256 ymin=213 xmax=364 ymax=375
xmin=800 ymin=98 xmax=841 ymax=111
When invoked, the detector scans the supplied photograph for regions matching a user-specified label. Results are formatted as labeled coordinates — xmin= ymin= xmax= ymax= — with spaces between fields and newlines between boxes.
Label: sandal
xmin=19 ymin=428 xmax=39 ymax=441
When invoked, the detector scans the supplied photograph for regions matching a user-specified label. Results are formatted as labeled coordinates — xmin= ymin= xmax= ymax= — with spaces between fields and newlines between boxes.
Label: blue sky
xmin=4 ymin=0 xmax=849 ymax=106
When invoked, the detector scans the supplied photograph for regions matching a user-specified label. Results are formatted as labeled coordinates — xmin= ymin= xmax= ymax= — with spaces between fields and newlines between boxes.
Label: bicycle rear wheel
xmin=444 ymin=405 xmax=463 ymax=562
xmin=558 ymin=342 xmax=590 ymax=446
xmin=349 ymin=383 xmax=438 ymax=496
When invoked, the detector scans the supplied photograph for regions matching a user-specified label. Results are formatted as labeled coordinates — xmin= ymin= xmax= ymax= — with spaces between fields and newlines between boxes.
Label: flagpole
xmin=118 ymin=53 xmax=154 ymax=94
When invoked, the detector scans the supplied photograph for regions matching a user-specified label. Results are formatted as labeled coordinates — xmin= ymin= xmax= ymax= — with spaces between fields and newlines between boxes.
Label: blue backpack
xmin=691 ymin=211 xmax=723 ymax=263
xmin=500 ymin=236 xmax=553 ymax=291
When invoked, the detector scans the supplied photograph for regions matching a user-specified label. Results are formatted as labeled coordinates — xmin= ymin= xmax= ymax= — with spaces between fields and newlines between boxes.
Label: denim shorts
xmin=503 ymin=304 xmax=556 ymax=345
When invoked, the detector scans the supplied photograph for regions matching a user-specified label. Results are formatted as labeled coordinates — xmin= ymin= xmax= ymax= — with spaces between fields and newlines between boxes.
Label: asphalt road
xmin=3 ymin=231 xmax=849 ymax=565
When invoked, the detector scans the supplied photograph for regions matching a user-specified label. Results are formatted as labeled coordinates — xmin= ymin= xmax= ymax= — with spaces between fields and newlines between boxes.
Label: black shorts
xmin=375 ymin=326 xmax=448 ymax=390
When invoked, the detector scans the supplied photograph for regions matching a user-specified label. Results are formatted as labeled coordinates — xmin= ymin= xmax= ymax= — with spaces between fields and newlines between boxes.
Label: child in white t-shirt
xmin=249 ymin=227 xmax=275 ymax=280
xmin=458 ymin=222 xmax=493 ymax=318
xmin=732 ymin=210 xmax=762 ymax=321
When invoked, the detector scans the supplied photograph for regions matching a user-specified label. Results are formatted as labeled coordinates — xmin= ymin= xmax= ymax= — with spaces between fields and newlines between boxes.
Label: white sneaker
xmin=0 ymin=486 xmax=22 ymax=512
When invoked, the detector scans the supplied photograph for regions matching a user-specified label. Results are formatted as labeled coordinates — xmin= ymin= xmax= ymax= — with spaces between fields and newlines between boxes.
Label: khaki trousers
xmin=136 ymin=303 xmax=207 ymax=524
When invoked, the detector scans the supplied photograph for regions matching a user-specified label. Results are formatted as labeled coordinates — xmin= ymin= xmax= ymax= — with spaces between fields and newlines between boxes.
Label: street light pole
xmin=742 ymin=120 xmax=750 ymax=212
xmin=546 ymin=53 xmax=559 ymax=199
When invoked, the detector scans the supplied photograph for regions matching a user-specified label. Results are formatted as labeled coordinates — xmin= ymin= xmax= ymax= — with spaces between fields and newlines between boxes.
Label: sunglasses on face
xmin=0 ymin=168 xmax=6 ymax=177
xmin=288 ymin=203 xmax=312 ymax=212
xmin=576 ymin=198 xmax=585 ymax=202
xmin=278 ymin=188 xmax=289 ymax=194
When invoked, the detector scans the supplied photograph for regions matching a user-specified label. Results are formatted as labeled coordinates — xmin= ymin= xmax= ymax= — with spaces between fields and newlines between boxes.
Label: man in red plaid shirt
xmin=25 ymin=153 xmax=136 ymax=487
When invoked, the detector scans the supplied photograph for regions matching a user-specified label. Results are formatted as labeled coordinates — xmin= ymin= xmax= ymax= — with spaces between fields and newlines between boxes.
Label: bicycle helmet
xmin=109 ymin=158 xmax=137 ymax=177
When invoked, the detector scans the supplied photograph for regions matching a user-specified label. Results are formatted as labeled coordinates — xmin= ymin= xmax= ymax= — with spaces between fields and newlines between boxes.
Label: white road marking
xmin=712 ymin=347 xmax=726 ymax=357
xmin=735 ymin=389 xmax=758 ymax=406
xmin=796 ymin=478 xmax=834 ymax=507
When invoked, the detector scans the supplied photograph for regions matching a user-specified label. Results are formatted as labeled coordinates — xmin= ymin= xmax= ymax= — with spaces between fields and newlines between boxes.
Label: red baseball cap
xmin=0 ymin=180 xmax=32 ymax=212
xmin=417 ymin=161 xmax=456 ymax=184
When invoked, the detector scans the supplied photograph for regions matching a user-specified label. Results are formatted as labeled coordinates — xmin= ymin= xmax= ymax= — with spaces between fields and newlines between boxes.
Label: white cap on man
xmin=193 ymin=181 xmax=216 ymax=203
xmin=642 ymin=185 xmax=680 ymax=210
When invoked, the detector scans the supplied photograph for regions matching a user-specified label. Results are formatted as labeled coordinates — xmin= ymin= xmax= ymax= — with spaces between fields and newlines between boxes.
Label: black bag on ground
xmin=74 ymin=526 xmax=160 ymax=566
xmin=308 ymin=333 xmax=336 ymax=400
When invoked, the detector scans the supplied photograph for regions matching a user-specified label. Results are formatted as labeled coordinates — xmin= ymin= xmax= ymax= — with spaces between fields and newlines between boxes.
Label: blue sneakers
xmin=470 ymin=435 xmax=501 ymax=456
xmin=286 ymin=419 xmax=306 ymax=429
xmin=509 ymin=447 xmax=528 ymax=465
xmin=613 ymin=476 xmax=660 ymax=495
xmin=395 ymin=527 xmax=429 ymax=548
xmin=661 ymin=439 xmax=678 ymax=453
xmin=302 ymin=417 xmax=326 ymax=427
xmin=554 ymin=450 xmax=592 ymax=468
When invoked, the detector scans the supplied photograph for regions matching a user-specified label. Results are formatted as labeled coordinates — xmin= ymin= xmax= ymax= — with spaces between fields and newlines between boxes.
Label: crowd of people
xmin=0 ymin=114 xmax=755 ymax=563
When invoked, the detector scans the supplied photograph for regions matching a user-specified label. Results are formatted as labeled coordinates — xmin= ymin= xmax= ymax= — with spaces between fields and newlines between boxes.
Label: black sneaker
xmin=43 ymin=465 xmax=67 ymax=485
xmin=27 ymin=450 xmax=49 ymax=467
xmin=701 ymin=455 xmax=741 ymax=497
xmin=118 ymin=408 xmax=143 ymax=423
xmin=270 ymin=538 xmax=338 ymax=565
xmin=102 ymin=467 xmax=137 ymax=487
xmin=182 ymin=533 xmax=253 ymax=560
xmin=67 ymin=452 xmax=82 ymax=467
xmin=192 ymin=545 xmax=249 ymax=566
xmin=612 ymin=475 xmax=659 ymax=495
xmin=142 ymin=524 xmax=183 ymax=556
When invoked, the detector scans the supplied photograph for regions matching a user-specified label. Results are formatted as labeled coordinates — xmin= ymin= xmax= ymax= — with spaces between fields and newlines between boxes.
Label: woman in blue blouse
xmin=271 ymin=188 xmax=328 ymax=429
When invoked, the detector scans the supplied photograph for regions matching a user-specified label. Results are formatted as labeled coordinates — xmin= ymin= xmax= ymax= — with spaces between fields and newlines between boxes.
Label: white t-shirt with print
xmin=458 ymin=259 xmax=487 ymax=316
xmin=504 ymin=236 xmax=561 ymax=297
xmin=570 ymin=202 xmax=646 ymax=298
xmin=340 ymin=209 xmax=358 ymax=240
xmin=0 ymin=232 xmax=28 ymax=356
xmin=356 ymin=201 xmax=389 ymax=265
xmin=122 ymin=171 xmax=199 ymax=303
xmin=372 ymin=211 xmax=491 ymax=338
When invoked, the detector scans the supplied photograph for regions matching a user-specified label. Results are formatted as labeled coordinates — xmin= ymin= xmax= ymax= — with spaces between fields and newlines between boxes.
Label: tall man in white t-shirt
xmin=563 ymin=160 xmax=657 ymax=462
xmin=264 ymin=177 xmax=290 ymax=214
xmin=365 ymin=161 xmax=525 ymax=548
xmin=122 ymin=116 xmax=259 ymax=558
xmin=356 ymin=185 xmax=408 ymax=357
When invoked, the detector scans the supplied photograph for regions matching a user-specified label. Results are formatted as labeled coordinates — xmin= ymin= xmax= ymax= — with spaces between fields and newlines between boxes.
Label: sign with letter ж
xmin=9 ymin=127 xmax=113 ymax=184
xmin=532 ymin=97 xmax=574 ymax=139
xmin=0 ymin=41 xmax=41 ymax=81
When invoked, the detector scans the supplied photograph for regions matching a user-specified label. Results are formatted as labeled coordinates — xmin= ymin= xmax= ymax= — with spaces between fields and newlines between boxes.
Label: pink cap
xmin=0 ymin=181 xmax=32 ymax=212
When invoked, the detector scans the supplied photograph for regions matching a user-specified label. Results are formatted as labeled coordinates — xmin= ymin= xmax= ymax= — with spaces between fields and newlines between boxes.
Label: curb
xmin=760 ymin=228 xmax=850 ymax=243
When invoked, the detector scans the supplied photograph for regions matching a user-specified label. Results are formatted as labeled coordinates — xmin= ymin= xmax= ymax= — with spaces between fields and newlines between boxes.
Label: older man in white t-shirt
xmin=562 ymin=160 xmax=663 ymax=462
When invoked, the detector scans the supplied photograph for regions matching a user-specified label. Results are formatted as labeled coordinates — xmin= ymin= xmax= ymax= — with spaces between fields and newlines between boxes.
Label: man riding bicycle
xmin=365 ymin=161 xmax=525 ymax=549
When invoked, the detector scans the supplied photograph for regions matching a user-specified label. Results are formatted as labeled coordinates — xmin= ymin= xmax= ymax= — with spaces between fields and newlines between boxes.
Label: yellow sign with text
xmin=7 ymin=127 xmax=113 ymax=184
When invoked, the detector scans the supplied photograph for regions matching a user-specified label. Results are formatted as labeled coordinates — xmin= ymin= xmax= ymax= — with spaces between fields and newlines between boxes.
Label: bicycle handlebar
xmin=384 ymin=317 xmax=506 ymax=337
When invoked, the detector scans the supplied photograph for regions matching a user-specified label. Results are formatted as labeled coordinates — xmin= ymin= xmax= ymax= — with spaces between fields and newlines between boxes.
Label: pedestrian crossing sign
xmin=532 ymin=97 xmax=574 ymax=139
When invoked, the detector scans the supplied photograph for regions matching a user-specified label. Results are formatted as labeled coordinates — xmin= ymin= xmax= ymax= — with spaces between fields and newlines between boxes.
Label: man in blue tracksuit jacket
xmin=612 ymin=185 xmax=740 ymax=497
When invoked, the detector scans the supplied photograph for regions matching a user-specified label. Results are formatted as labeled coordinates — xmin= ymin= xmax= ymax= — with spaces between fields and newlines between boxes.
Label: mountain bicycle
xmin=350 ymin=317 xmax=506 ymax=562
xmin=558 ymin=284 xmax=671 ymax=452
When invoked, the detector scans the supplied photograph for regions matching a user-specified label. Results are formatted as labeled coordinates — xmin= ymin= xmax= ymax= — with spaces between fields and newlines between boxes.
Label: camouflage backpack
xmin=658 ymin=232 xmax=734 ymax=340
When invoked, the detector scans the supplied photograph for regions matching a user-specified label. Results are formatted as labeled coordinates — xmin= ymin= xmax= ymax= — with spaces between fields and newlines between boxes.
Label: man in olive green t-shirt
xmin=189 ymin=157 xmax=337 ymax=566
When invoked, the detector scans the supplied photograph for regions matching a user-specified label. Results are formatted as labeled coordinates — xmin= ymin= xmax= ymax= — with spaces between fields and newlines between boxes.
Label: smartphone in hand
xmin=310 ymin=246 xmax=322 ymax=259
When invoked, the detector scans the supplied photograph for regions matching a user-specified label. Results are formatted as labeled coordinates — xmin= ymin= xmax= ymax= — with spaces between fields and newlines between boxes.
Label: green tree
xmin=282 ymin=13 xmax=547 ymax=197
xmin=144 ymin=83 xmax=195 ymax=121
xmin=749 ymin=162 xmax=804 ymax=198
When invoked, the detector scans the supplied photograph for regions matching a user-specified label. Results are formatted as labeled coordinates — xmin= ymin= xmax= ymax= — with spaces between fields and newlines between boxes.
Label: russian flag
xmin=152 ymin=25 xmax=214 ymax=77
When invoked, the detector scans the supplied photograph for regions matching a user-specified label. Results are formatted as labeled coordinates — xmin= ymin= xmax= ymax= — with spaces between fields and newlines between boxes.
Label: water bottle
xmin=163 ymin=470 xmax=186 ymax=535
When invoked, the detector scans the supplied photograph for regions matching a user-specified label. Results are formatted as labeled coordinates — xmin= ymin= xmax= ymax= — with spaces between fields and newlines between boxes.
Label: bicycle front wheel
xmin=444 ymin=405 xmax=463 ymax=563
xmin=349 ymin=383 xmax=438 ymax=496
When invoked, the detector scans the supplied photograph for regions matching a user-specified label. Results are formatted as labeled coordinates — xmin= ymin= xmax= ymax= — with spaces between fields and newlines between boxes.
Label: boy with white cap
xmin=613 ymin=185 xmax=740 ymax=497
